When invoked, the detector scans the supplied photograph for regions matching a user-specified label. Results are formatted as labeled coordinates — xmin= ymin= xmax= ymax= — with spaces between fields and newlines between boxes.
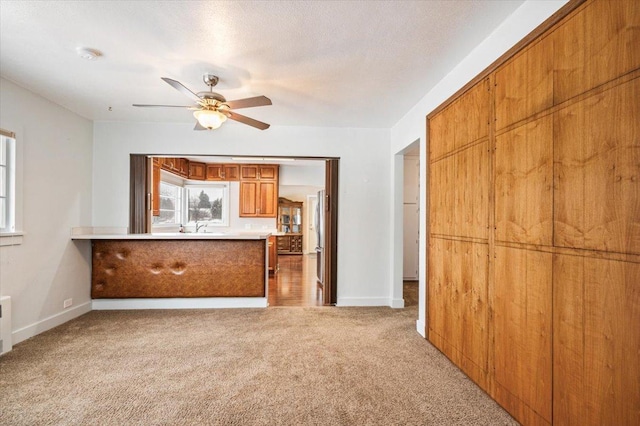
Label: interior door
xmin=324 ymin=159 xmax=339 ymax=305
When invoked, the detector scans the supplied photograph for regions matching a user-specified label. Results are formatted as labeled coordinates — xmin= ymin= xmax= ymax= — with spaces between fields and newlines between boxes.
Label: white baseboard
xmin=337 ymin=297 xmax=390 ymax=307
xmin=92 ymin=297 xmax=268 ymax=310
xmin=390 ymin=298 xmax=405 ymax=309
xmin=416 ymin=319 xmax=426 ymax=338
xmin=12 ymin=301 xmax=92 ymax=346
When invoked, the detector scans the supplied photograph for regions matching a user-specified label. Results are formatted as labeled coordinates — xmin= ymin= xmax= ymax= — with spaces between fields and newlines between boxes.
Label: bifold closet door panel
xmin=428 ymin=238 xmax=489 ymax=388
xmin=495 ymin=115 xmax=553 ymax=246
xmin=553 ymin=254 xmax=640 ymax=425
xmin=429 ymin=79 xmax=490 ymax=161
xmin=495 ymin=34 xmax=553 ymax=130
xmin=554 ymin=77 xmax=640 ymax=254
xmin=494 ymin=246 xmax=552 ymax=425
xmin=553 ymin=0 xmax=640 ymax=105
xmin=429 ymin=143 xmax=489 ymax=240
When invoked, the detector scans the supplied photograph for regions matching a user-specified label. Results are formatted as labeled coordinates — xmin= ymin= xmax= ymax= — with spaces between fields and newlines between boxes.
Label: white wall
xmin=0 ymin=78 xmax=93 ymax=344
xmin=388 ymin=0 xmax=569 ymax=335
xmin=279 ymin=163 xmax=325 ymax=186
xmin=93 ymin=122 xmax=392 ymax=306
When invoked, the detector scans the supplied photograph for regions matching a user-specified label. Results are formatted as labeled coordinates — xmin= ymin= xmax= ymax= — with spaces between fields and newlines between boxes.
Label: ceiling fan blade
xmin=161 ymin=77 xmax=203 ymax=104
xmin=227 ymin=111 xmax=270 ymax=130
xmin=194 ymin=122 xmax=207 ymax=131
xmin=133 ymin=104 xmax=194 ymax=108
xmin=224 ymin=96 xmax=272 ymax=110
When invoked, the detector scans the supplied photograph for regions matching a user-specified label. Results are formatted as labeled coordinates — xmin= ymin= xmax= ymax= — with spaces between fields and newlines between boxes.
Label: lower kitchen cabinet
xmin=277 ymin=234 xmax=303 ymax=255
xmin=268 ymin=235 xmax=278 ymax=274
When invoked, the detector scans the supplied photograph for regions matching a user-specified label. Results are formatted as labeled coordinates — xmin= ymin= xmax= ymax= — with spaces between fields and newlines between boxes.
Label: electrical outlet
xmin=63 ymin=298 xmax=73 ymax=309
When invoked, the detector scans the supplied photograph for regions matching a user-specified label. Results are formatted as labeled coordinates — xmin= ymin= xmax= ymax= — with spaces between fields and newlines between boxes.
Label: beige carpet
xmin=0 ymin=298 xmax=516 ymax=425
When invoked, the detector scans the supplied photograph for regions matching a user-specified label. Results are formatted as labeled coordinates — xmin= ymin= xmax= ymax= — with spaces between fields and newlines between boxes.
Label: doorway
xmin=402 ymin=142 xmax=420 ymax=310
xmin=268 ymin=158 xmax=338 ymax=307
xmin=130 ymin=154 xmax=339 ymax=307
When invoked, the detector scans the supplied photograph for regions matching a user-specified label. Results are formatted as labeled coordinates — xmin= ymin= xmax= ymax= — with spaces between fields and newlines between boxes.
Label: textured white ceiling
xmin=0 ymin=0 xmax=524 ymax=128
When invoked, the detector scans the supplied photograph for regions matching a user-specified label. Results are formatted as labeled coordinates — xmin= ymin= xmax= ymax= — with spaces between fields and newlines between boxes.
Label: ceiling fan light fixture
xmin=193 ymin=109 xmax=227 ymax=130
xmin=76 ymin=47 xmax=102 ymax=60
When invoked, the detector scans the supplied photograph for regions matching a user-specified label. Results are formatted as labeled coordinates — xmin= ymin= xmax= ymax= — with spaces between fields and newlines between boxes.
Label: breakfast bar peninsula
xmin=72 ymin=232 xmax=270 ymax=309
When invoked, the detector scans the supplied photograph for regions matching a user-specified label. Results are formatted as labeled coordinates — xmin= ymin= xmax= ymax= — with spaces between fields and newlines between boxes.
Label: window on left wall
xmin=0 ymin=130 xmax=16 ymax=234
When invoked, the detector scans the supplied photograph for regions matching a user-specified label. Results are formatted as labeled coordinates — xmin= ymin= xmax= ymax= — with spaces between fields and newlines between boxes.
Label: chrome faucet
xmin=195 ymin=221 xmax=208 ymax=233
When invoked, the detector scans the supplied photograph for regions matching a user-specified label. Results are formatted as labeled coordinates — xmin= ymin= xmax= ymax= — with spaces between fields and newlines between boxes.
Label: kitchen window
xmin=185 ymin=183 xmax=229 ymax=226
xmin=153 ymin=181 xmax=183 ymax=225
xmin=153 ymin=181 xmax=229 ymax=228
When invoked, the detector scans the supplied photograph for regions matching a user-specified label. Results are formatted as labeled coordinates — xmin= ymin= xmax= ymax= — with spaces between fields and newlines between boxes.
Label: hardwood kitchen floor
xmin=268 ymin=253 xmax=324 ymax=307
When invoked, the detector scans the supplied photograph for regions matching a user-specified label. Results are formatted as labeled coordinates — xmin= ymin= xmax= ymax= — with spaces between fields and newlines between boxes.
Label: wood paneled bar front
xmin=72 ymin=233 xmax=270 ymax=302
xmin=427 ymin=0 xmax=639 ymax=424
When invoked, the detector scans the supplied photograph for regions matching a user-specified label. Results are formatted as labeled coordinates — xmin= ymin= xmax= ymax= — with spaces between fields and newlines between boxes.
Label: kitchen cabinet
xmin=223 ymin=164 xmax=240 ymax=181
xmin=160 ymin=157 xmax=175 ymax=172
xmin=160 ymin=157 xmax=188 ymax=178
xmin=277 ymin=198 xmax=303 ymax=254
xmin=268 ymin=235 xmax=278 ymax=274
xmin=189 ymin=161 xmax=206 ymax=180
xmin=240 ymin=164 xmax=278 ymax=181
xmin=178 ymin=158 xmax=189 ymax=177
xmin=239 ymin=164 xmax=279 ymax=217
xmin=206 ymin=164 xmax=240 ymax=181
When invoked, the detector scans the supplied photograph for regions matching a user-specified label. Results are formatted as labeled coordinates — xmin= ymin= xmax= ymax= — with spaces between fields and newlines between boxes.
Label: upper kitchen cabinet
xmin=188 ymin=161 xmax=206 ymax=180
xmin=160 ymin=157 xmax=188 ymax=178
xmin=240 ymin=164 xmax=278 ymax=181
xmin=239 ymin=164 xmax=279 ymax=217
xmin=207 ymin=164 xmax=240 ymax=181
xmin=223 ymin=164 xmax=240 ymax=181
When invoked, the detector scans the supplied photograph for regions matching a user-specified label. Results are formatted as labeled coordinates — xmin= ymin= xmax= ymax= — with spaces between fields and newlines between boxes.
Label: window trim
xmin=0 ymin=129 xmax=16 ymax=236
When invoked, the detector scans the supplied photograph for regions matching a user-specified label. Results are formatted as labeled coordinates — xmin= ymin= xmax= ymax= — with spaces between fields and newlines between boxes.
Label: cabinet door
xmin=277 ymin=236 xmax=289 ymax=252
xmin=206 ymin=164 xmax=224 ymax=181
xmin=179 ymin=159 xmax=189 ymax=177
xmin=240 ymin=165 xmax=259 ymax=180
xmin=239 ymin=181 xmax=258 ymax=216
xmin=257 ymin=181 xmax=278 ymax=217
xmin=258 ymin=165 xmax=278 ymax=180
xmin=161 ymin=157 xmax=175 ymax=171
xmin=189 ymin=162 xmax=206 ymax=180
xmin=268 ymin=236 xmax=277 ymax=273
xmin=222 ymin=164 xmax=239 ymax=181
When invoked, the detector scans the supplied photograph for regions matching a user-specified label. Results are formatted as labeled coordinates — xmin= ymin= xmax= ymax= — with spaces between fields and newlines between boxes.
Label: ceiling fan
xmin=133 ymin=74 xmax=271 ymax=130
